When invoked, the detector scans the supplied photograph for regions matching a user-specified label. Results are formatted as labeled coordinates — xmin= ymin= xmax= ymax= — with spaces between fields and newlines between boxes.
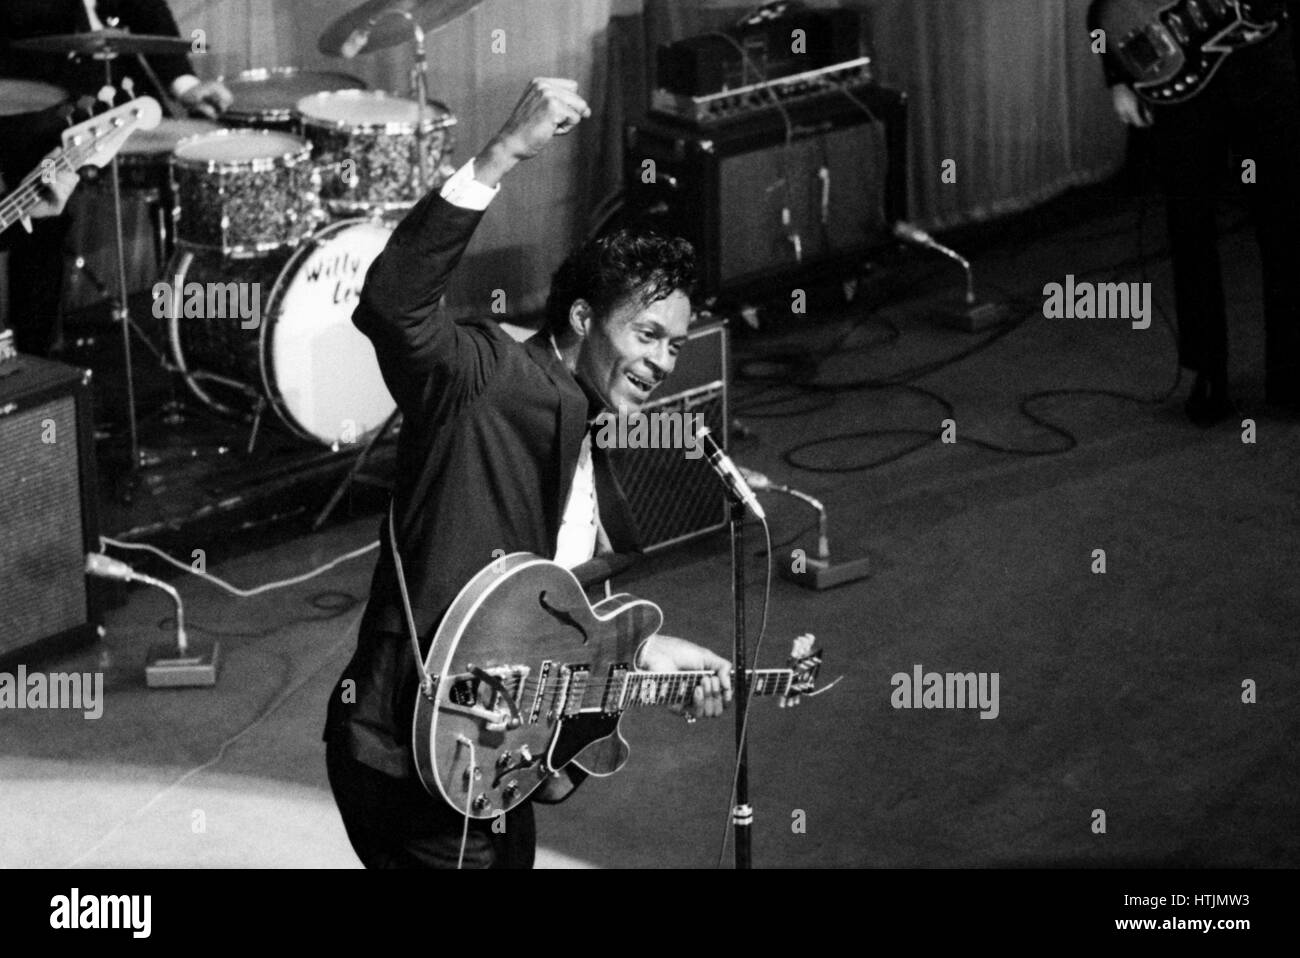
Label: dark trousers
xmin=325 ymin=735 xmax=536 ymax=869
xmin=1149 ymin=27 xmax=1300 ymax=402
xmin=3 ymin=216 xmax=68 ymax=357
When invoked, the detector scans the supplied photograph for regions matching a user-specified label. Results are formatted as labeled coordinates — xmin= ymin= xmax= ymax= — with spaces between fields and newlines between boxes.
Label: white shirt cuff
xmin=172 ymin=75 xmax=201 ymax=99
xmin=439 ymin=158 xmax=499 ymax=211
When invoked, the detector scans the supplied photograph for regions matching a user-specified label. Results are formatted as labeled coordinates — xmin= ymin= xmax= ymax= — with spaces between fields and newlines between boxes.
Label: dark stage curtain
xmin=32 ymin=0 xmax=1126 ymax=321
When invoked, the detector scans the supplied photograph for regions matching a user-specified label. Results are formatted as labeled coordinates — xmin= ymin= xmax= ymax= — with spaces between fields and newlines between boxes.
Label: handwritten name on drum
xmin=304 ymin=249 xmax=367 ymax=307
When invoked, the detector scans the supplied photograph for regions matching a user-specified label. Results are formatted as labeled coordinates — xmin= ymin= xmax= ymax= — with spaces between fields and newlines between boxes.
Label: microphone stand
xmin=728 ymin=497 xmax=753 ymax=869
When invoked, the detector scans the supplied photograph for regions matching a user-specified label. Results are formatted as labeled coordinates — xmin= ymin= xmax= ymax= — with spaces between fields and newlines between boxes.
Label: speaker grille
xmin=608 ymin=386 xmax=727 ymax=553
xmin=0 ymin=396 xmax=87 ymax=657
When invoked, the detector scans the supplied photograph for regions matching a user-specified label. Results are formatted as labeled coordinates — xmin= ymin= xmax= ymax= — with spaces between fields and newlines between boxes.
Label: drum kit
xmin=9 ymin=0 xmax=484 ymax=473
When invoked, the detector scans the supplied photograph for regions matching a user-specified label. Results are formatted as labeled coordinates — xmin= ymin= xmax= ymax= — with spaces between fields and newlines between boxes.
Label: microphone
xmin=696 ymin=426 xmax=765 ymax=520
xmin=340 ymin=26 xmax=372 ymax=58
xmin=893 ymin=220 xmax=963 ymax=262
xmin=87 ymin=553 xmax=198 ymax=668
xmin=86 ymin=552 xmax=136 ymax=581
xmin=892 ymin=220 xmax=976 ymax=307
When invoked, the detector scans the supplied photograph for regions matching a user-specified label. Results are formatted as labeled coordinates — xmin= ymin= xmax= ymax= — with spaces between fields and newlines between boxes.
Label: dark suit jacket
xmin=324 ymin=189 xmax=641 ymax=779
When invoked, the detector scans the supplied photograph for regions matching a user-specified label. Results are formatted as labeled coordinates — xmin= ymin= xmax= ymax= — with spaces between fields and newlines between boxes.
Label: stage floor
xmin=3 ymin=184 xmax=1297 ymax=868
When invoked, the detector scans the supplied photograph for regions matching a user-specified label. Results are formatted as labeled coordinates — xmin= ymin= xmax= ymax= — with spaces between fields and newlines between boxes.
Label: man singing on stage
xmin=324 ymin=78 xmax=733 ymax=869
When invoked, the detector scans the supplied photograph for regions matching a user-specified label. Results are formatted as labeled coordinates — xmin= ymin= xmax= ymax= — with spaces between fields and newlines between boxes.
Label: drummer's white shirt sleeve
xmin=439 ymin=159 xmax=499 ymax=211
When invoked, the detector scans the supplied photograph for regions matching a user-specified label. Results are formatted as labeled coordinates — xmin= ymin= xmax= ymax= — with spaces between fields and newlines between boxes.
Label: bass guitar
xmin=412 ymin=552 xmax=824 ymax=819
xmin=1093 ymin=0 xmax=1284 ymax=104
xmin=0 ymin=96 xmax=162 ymax=235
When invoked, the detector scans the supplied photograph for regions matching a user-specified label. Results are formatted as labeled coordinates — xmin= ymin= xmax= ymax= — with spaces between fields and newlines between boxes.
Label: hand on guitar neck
xmin=0 ymin=149 xmax=80 ymax=225
xmin=29 ymin=150 xmax=81 ymax=220
xmin=635 ymin=634 xmax=733 ymax=719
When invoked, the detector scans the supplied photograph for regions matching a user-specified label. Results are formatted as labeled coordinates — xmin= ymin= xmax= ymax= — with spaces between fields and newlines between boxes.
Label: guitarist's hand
xmin=1111 ymin=84 xmax=1153 ymax=128
xmin=637 ymin=635 xmax=732 ymax=719
xmin=29 ymin=150 xmax=79 ymax=220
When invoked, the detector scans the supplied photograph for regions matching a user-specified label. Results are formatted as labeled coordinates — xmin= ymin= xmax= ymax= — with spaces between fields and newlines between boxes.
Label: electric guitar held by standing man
xmin=1092 ymin=0 xmax=1284 ymax=103
xmin=411 ymin=552 xmax=825 ymax=819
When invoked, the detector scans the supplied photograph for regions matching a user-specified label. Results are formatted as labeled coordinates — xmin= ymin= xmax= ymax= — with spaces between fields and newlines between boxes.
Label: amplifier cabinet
xmin=625 ymin=86 xmax=907 ymax=298
xmin=607 ymin=319 xmax=728 ymax=553
xmin=0 ymin=355 xmax=101 ymax=666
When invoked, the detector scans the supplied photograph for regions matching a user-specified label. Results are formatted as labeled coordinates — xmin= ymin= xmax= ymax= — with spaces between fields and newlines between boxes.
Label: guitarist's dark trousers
xmin=1147 ymin=24 xmax=1300 ymax=403
xmin=326 ymin=695 xmax=536 ymax=869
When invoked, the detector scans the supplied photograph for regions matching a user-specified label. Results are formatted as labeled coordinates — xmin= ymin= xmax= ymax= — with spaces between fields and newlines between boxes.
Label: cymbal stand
xmin=363 ymin=8 xmax=431 ymax=195
xmin=409 ymin=19 xmax=430 ymax=194
xmin=93 ymin=48 xmax=143 ymax=482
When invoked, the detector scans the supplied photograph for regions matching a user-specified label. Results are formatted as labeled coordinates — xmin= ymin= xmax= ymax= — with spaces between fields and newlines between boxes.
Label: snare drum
xmin=170 ymin=129 xmax=317 ymax=256
xmin=296 ymin=90 xmax=456 ymax=216
xmin=163 ymin=218 xmax=397 ymax=445
xmin=221 ymin=67 xmax=368 ymax=130
xmin=118 ymin=118 xmax=221 ymax=194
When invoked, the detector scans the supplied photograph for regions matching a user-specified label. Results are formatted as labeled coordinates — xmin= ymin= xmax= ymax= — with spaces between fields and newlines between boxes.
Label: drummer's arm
xmin=127 ymin=0 xmax=232 ymax=116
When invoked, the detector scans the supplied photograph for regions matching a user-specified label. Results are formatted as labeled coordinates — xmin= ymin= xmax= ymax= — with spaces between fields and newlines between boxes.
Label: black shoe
xmin=1184 ymin=371 xmax=1233 ymax=427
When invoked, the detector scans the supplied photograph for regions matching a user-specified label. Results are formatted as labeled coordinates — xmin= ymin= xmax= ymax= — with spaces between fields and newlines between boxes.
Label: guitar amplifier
xmin=607 ymin=319 xmax=728 ymax=553
xmin=0 ymin=352 xmax=101 ymax=666
xmin=625 ymin=84 xmax=907 ymax=298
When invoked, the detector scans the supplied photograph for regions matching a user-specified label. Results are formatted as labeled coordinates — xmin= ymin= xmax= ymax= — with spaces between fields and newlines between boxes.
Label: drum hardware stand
xmin=245 ymin=397 xmax=268 ymax=455
xmin=359 ymin=6 xmax=433 ymax=193
xmin=67 ymin=249 xmax=216 ymax=447
xmin=312 ymin=407 xmax=402 ymax=530
xmin=409 ymin=19 xmax=431 ymax=194
xmin=728 ymin=498 xmax=754 ymax=869
xmin=93 ymin=49 xmax=145 ymax=488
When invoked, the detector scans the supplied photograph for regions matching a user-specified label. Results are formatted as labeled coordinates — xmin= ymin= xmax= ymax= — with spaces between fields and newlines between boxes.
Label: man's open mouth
xmin=626 ymin=372 xmax=654 ymax=395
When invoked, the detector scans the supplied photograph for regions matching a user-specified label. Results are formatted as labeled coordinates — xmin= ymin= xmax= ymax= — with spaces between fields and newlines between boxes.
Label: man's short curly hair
xmin=545 ymin=228 xmax=696 ymax=337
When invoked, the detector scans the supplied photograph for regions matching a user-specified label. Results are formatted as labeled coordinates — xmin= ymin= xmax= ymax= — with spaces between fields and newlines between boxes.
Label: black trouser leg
xmin=1152 ymin=99 xmax=1231 ymax=380
xmin=324 ymin=735 xmax=536 ymax=869
xmin=5 ymin=215 xmax=68 ymax=357
xmin=1228 ymin=28 xmax=1300 ymax=403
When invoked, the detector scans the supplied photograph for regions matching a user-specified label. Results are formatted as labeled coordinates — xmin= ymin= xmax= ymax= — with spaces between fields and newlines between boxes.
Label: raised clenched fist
xmin=492 ymin=78 xmax=591 ymax=162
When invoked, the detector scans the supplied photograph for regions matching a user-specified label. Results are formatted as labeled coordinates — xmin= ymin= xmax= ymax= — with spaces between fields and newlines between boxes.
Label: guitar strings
xmin=1 ymin=152 xmax=80 ymax=224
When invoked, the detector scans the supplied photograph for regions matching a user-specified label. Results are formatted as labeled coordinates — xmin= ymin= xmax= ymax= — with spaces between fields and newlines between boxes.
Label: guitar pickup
xmin=549 ymin=664 xmax=591 ymax=720
xmin=603 ymin=664 xmax=631 ymax=714
xmin=563 ymin=666 xmax=590 ymax=718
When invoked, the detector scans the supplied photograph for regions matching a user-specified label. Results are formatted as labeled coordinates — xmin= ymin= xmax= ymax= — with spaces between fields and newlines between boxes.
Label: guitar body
xmin=1095 ymin=0 xmax=1282 ymax=103
xmin=412 ymin=554 xmax=663 ymax=819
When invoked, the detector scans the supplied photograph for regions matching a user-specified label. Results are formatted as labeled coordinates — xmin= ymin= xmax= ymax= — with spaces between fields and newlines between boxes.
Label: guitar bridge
xmin=442 ymin=664 xmax=530 ymax=731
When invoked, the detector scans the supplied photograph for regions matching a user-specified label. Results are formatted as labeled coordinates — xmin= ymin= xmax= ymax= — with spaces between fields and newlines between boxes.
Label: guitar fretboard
xmin=618 ymin=669 xmax=792 ymax=709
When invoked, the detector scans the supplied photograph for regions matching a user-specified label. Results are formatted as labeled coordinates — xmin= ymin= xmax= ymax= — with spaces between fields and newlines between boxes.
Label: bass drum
xmin=164 ymin=218 xmax=397 ymax=446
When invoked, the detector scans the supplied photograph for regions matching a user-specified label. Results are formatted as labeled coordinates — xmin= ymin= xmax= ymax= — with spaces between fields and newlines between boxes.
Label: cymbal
xmin=318 ymin=0 xmax=488 ymax=58
xmin=12 ymin=28 xmax=195 ymax=58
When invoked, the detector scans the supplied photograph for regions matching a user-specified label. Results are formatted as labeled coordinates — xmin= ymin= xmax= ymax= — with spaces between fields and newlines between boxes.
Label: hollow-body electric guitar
xmin=412 ymin=552 xmax=823 ymax=819
xmin=1093 ymin=0 xmax=1284 ymax=104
